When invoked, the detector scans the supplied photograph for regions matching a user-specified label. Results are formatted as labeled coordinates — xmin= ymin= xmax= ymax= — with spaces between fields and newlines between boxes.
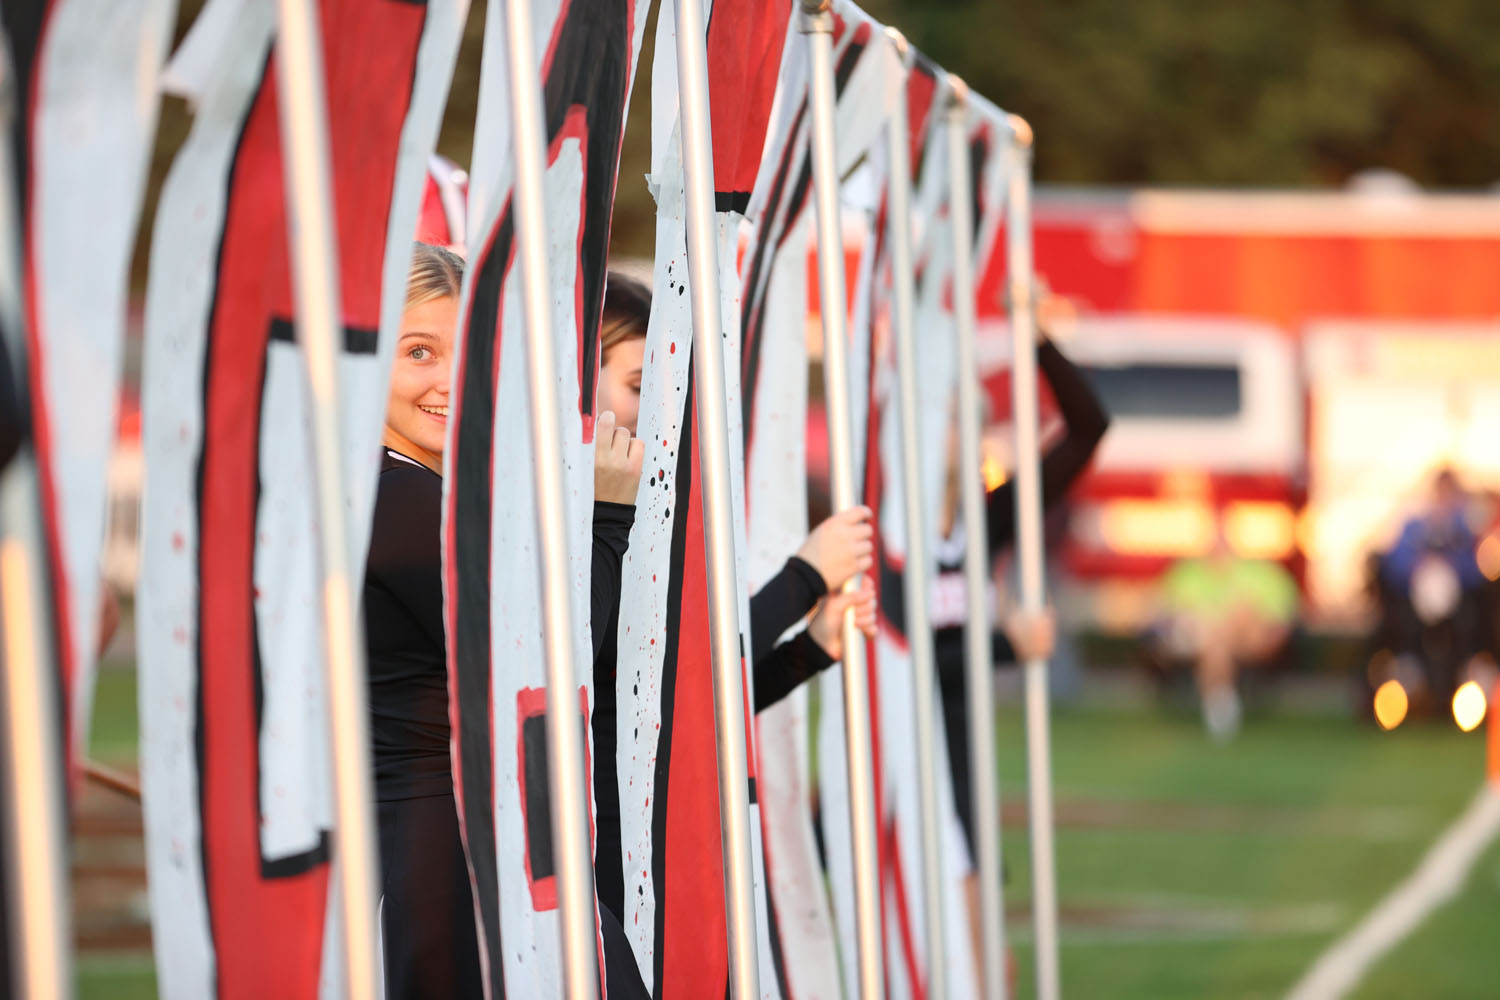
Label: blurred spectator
xmin=1383 ymin=468 xmax=1483 ymax=596
xmin=1374 ymin=468 xmax=1488 ymax=700
xmin=1152 ymin=531 xmax=1298 ymax=741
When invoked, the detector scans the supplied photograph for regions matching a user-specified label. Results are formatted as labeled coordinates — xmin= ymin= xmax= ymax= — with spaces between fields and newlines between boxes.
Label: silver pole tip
xmin=1008 ymin=113 xmax=1035 ymax=150
xmin=800 ymin=0 xmax=833 ymax=14
xmin=946 ymin=74 xmax=970 ymax=108
xmin=884 ymin=26 xmax=910 ymax=58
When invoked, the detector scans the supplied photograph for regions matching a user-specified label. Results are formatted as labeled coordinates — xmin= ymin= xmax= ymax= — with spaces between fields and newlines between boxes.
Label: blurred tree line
xmin=863 ymin=0 xmax=1500 ymax=188
xmin=134 ymin=0 xmax=1500 ymax=280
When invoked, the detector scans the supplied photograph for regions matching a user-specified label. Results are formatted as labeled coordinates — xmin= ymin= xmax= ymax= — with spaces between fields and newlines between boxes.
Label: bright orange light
xmin=1159 ymin=468 xmax=1212 ymax=500
xmin=1098 ymin=499 xmax=1216 ymax=557
xmin=1452 ymin=681 xmax=1488 ymax=733
xmin=1224 ymin=501 xmax=1297 ymax=560
xmin=1477 ymin=535 xmax=1500 ymax=583
xmin=1373 ymin=679 xmax=1409 ymax=731
xmin=981 ymin=455 xmax=1008 ymax=493
xmin=1294 ymin=508 xmax=1319 ymax=556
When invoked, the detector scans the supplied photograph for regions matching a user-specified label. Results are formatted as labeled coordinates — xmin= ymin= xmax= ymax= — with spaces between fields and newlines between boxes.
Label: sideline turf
xmin=997 ymin=707 xmax=1492 ymax=999
xmin=76 ymin=670 xmax=1494 ymax=998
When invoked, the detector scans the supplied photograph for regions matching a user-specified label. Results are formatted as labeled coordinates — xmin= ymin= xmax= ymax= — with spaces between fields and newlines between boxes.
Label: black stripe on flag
xmin=453 ymin=209 xmax=512 ymax=999
xmin=715 ymin=191 xmax=751 ymax=215
xmin=267 ymin=316 xmax=379 ymax=355
xmin=739 ymin=102 xmax=809 ymax=443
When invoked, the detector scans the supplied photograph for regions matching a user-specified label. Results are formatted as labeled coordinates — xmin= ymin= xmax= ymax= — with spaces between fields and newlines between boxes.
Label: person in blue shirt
xmin=1383 ymin=468 xmax=1484 ymax=593
xmin=1378 ymin=467 xmax=1487 ymax=700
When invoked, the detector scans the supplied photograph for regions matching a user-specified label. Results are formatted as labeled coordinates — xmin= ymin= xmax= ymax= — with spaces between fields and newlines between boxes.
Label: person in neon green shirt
xmin=1160 ymin=541 xmax=1298 ymax=740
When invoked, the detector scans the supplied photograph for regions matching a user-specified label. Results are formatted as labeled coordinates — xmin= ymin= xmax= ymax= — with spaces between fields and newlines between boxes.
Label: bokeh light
xmin=1373 ymin=679 xmax=1409 ymax=731
xmin=981 ymin=455 xmax=1007 ymax=493
xmin=1451 ymin=681 xmax=1488 ymax=733
xmin=1223 ymin=500 xmax=1297 ymax=560
xmin=1477 ymin=535 xmax=1500 ymax=583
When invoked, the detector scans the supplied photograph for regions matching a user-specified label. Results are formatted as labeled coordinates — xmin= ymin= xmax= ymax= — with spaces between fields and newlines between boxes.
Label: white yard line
xmin=1285 ymin=783 xmax=1500 ymax=1000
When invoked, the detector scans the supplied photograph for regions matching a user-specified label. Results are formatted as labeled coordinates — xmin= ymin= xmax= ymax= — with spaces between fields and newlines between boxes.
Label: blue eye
xmin=409 ymin=346 xmax=432 ymax=361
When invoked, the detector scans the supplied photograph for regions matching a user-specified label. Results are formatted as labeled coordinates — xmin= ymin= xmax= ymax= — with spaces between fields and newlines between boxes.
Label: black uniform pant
xmin=938 ymin=663 xmax=979 ymax=863
xmin=377 ymin=793 xmax=648 ymax=1000
xmin=378 ymin=793 xmax=484 ymax=999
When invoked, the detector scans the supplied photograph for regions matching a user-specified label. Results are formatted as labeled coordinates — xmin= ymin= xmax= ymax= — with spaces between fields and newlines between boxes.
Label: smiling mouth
xmin=419 ymin=404 xmax=448 ymax=419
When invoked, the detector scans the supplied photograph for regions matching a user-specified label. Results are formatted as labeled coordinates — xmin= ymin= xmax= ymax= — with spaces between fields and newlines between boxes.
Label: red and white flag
xmin=610 ymin=1 xmax=801 ymax=994
xmin=12 ymin=0 xmax=177 ymax=777
xmin=854 ymin=55 xmax=1016 ymax=1000
xmin=136 ymin=0 xmax=466 ymax=994
xmin=733 ymin=4 xmax=913 ymax=995
xmin=738 ymin=19 xmax=837 ymax=1000
xmin=445 ymin=0 xmax=647 ymax=995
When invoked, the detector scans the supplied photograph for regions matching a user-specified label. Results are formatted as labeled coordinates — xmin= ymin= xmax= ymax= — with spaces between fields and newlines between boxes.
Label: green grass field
xmin=995 ymin=706 xmax=1495 ymax=999
xmin=77 ymin=668 xmax=1497 ymax=998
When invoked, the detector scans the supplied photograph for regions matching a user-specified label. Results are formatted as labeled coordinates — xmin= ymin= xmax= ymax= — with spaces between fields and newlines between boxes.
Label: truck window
xmin=1082 ymin=363 xmax=1242 ymax=419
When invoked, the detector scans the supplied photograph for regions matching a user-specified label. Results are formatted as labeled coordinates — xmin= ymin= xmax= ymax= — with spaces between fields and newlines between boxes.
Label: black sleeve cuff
xmin=748 ymin=555 xmax=830 ymax=664
xmin=593 ymin=500 xmax=637 ymax=526
xmin=753 ymin=630 xmax=836 ymax=714
xmin=785 ymin=554 xmax=829 ymax=599
xmin=991 ymin=629 xmax=1017 ymax=666
xmin=789 ymin=628 xmax=836 ymax=673
xmin=592 ymin=500 xmax=636 ymax=557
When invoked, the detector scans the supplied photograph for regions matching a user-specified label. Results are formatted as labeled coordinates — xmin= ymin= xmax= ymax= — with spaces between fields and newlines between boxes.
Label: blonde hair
xmin=406 ymin=242 xmax=464 ymax=308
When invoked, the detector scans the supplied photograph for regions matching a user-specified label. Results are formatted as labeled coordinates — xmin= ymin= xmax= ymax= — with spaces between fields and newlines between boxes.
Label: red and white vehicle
xmin=974 ymin=184 xmax=1500 ymax=632
xmin=1018 ymin=184 xmax=1500 ymax=326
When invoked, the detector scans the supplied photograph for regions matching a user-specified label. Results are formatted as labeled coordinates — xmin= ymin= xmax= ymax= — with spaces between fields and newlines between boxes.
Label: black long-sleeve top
xmin=585 ymin=501 xmax=635 ymax=915
xmin=364 ymin=448 xmax=635 ymax=802
xmin=748 ymin=555 xmax=835 ymax=709
xmin=363 ymin=451 xmax=448 ymax=802
xmin=977 ymin=340 xmax=1110 ymax=558
xmin=879 ymin=339 xmax=1111 ymax=672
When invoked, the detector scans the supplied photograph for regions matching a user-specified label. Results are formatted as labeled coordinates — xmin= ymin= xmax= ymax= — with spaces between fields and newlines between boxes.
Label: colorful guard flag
xmin=855 ymin=60 xmax=1016 ymax=1000
xmin=865 ymin=47 xmax=971 ymax=1000
xmin=738 ymin=13 xmax=840 ymax=1000
xmin=858 ymin=82 xmax=975 ymax=1000
xmin=9 ymin=0 xmax=177 ymax=777
xmin=447 ymin=0 xmax=645 ymax=994
xmin=609 ymin=0 xmax=805 ymax=995
xmin=736 ymin=3 xmax=948 ymax=995
xmin=136 ymin=0 xmax=465 ymax=994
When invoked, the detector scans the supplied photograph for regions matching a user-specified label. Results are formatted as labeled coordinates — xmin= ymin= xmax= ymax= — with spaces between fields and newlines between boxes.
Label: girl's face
xmin=384 ymin=295 xmax=456 ymax=472
xmin=597 ymin=333 xmax=645 ymax=434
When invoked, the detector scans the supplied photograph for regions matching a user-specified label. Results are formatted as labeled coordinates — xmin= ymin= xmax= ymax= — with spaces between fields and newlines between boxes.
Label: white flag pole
xmin=1002 ymin=113 xmax=1061 ymax=1000
xmin=270 ymin=0 xmax=383 ymax=995
xmin=491 ymin=0 xmax=602 ymax=994
xmin=800 ymin=3 xmax=885 ymax=998
xmin=0 ymin=42 xmax=76 ymax=1000
xmin=945 ymin=78 xmax=1011 ymax=1000
xmin=883 ymin=27 xmax=949 ymax=1000
xmin=669 ymin=0 xmax=764 ymax=996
